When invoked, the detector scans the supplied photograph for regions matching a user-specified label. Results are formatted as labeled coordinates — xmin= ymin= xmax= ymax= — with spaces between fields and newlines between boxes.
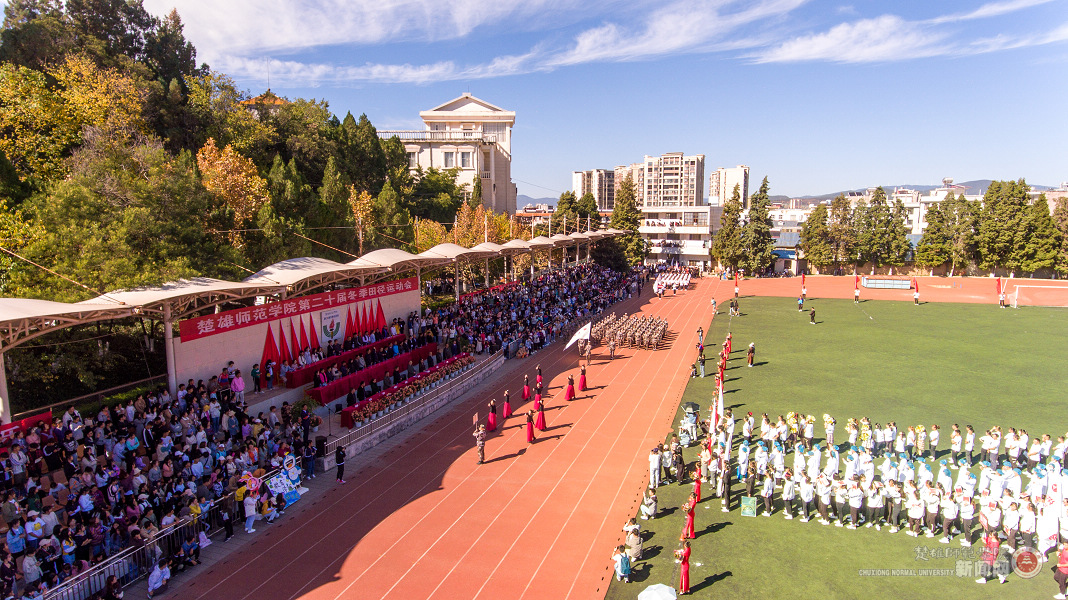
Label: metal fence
xmin=43 ymin=467 xmax=282 ymax=600
xmin=324 ymin=350 xmax=504 ymax=459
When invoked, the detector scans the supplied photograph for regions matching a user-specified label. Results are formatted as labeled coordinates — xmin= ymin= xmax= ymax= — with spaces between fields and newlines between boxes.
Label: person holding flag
xmin=913 ymin=278 xmax=920 ymax=305
xmin=997 ymin=278 xmax=1006 ymax=308
xmin=854 ymin=275 xmax=861 ymax=303
xmin=801 ymin=273 xmax=807 ymax=300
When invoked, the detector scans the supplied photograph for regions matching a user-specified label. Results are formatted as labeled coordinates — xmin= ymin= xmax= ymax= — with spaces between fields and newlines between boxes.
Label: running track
xmin=174 ymin=277 xmax=717 ymax=600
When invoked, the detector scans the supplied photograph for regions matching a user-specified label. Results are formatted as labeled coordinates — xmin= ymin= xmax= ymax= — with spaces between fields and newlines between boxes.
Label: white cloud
xmin=215 ymin=50 xmax=543 ymax=86
xmin=143 ymin=0 xmax=592 ymax=59
xmin=926 ymin=0 xmax=1054 ymax=24
xmin=546 ymin=0 xmax=807 ymax=66
xmin=753 ymin=15 xmax=948 ymax=63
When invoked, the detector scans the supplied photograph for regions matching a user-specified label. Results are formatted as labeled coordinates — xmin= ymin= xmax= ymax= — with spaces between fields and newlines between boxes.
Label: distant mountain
xmin=798 ymin=179 xmax=1055 ymax=200
xmin=517 ymin=194 xmax=557 ymax=208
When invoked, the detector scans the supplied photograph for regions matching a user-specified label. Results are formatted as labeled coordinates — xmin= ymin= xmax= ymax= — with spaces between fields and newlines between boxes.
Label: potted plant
xmin=292 ymin=395 xmax=323 ymax=428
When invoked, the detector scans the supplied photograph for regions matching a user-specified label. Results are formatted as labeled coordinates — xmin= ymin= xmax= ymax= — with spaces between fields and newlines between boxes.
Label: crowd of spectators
xmin=0 ymin=263 xmax=641 ymax=598
xmin=420 ymin=264 xmax=643 ymax=358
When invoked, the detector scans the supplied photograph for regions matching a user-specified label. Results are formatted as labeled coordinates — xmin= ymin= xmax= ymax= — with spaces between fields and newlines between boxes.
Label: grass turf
xmin=605 ymin=296 xmax=1068 ymax=599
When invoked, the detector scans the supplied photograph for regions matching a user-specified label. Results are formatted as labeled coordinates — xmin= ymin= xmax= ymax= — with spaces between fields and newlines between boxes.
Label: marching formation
xmin=592 ymin=314 xmax=670 ymax=350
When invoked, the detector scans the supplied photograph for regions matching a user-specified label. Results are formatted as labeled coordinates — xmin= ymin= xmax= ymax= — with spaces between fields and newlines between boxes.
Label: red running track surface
xmin=175 ymin=277 xmax=720 ymax=600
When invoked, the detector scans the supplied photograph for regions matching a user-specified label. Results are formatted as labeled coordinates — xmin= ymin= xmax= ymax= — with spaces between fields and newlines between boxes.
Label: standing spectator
xmin=303 ymin=442 xmax=316 ymax=479
xmin=474 ymin=425 xmax=486 ymax=465
xmin=243 ymin=493 xmax=257 ymax=534
xmin=335 ymin=446 xmax=346 ymax=484
xmin=251 ymin=363 xmax=262 ymax=394
xmin=231 ymin=370 xmax=246 ymax=404
xmin=747 ymin=343 xmax=755 ymax=367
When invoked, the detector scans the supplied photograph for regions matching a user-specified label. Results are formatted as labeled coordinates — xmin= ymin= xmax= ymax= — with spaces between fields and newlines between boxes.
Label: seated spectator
xmin=147 ymin=558 xmax=171 ymax=598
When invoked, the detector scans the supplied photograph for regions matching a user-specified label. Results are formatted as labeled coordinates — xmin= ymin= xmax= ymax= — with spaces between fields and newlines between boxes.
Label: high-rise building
xmin=614 ymin=163 xmax=645 ymax=206
xmin=571 ymin=169 xmax=616 ymax=211
xmin=709 ymin=165 xmax=750 ymax=208
xmin=377 ymin=93 xmax=517 ymax=214
xmin=641 ymin=153 xmax=705 ymax=208
xmin=633 ymin=153 xmax=712 ymax=270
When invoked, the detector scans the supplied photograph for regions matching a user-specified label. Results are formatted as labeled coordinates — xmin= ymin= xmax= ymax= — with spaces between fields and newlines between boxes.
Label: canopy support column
xmin=455 ymin=263 xmax=460 ymax=301
xmin=0 ymin=352 xmax=10 ymax=424
xmin=485 ymin=258 xmax=490 ymax=288
xmin=163 ymin=303 xmax=177 ymax=397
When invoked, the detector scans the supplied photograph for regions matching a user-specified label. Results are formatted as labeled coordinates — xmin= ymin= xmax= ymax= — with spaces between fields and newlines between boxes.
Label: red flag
xmin=309 ymin=314 xmax=321 ymax=349
xmin=359 ymin=302 xmax=367 ymax=334
xmin=801 ymin=273 xmax=806 ymax=288
xmin=376 ymin=299 xmax=387 ymax=330
xmin=278 ymin=322 xmax=292 ymax=362
xmin=734 ymin=272 xmax=739 ymax=288
xmin=289 ymin=319 xmax=300 ymax=355
xmin=854 ymin=275 xmax=860 ymax=290
xmin=912 ymin=278 xmax=919 ymax=293
xmin=259 ymin=324 xmax=280 ymax=388
xmin=996 ymin=277 xmax=1002 ymax=295
xmin=298 ymin=316 xmax=309 ymax=350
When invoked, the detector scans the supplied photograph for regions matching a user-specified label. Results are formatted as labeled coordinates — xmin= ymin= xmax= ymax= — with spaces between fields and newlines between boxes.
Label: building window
xmin=407 ymin=152 xmax=417 ymax=168
xmin=443 ymin=152 xmax=455 ymax=168
xmin=461 ymin=151 xmax=472 ymax=168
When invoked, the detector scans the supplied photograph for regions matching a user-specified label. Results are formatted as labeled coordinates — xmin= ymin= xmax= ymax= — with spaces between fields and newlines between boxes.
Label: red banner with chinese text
xmin=178 ymin=277 xmax=418 ymax=342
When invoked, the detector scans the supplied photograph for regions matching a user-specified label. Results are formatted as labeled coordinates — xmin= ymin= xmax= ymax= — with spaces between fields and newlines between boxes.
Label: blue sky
xmin=145 ymin=0 xmax=1068 ymax=198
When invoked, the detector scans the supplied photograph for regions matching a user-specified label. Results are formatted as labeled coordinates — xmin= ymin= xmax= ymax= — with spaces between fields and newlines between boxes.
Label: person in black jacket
xmin=335 ymin=447 xmax=346 ymax=484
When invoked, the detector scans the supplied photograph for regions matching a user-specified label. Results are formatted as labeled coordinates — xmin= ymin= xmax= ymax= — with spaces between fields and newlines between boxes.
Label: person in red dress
xmin=486 ymin=399 xmax=497 ymax=432
xmin=676 ymin=541 xmax=691 ymax=594
xmin=502 ymin=390 xmax=512 ymax=419
xmin=565 ymin=375 xmax=576 ymax=401
xmin=533 ymin=383 xmax=542 ymax=409
xmin=579 ymin=364 xmax=587 ymax=392
xmin=522 ymin=375 xmax=531 ymax=402
xmin=525 ymin=410 xmax=536 ymax=443
xmin=536 ymin=364 xmax=543 ymax=387
xmin=681 ymin=493 xmax=696 ymax=540
xmin=692 ymin=468 xmax=702 ymax=502
xmin=535 ymin=391 xmax=547 ymax=431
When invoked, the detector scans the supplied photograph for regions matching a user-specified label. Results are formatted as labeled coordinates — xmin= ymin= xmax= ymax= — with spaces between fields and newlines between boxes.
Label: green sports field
xmin=606 ymin=297 xmax=1068 ymax=599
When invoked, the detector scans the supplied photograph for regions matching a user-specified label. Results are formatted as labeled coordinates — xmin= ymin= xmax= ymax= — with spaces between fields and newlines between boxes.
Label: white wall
xmin=171 ymin=290 xmax=421 ymax=386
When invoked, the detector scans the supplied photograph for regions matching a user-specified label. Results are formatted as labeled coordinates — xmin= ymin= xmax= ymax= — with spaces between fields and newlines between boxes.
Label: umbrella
xmin=682 ymin=402 xmax=700 ymax=413
xmin=638 ymin=583 xmax=678 ymax=600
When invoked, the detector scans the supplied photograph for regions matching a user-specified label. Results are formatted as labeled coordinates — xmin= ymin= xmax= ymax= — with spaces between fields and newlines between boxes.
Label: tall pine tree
xmin=1020 ymin=196 xmax=1061 ymax=274
xmin=914 ymin=200 xmax=951 ymax=274
xmin=740 ymin=176 xmax=773 ymax=275
xmin=712 ymin=183 xmax=744 ymax=271
xmin=828 ymin=195 xmax=856 ymax=273
xmin=799 ymin=203 xmax=832 ymax=272
xmin=976 ymin=179 xmax=1030 ymax=275
xmin=610 ymin=174 xmax=645 ymax=266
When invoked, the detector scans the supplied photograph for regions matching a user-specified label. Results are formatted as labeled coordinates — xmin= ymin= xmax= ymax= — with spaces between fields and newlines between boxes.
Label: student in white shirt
xmin=958 ymin=495 xmax=976 ymax=546
xmin=939 ymin=493 xmax=959 ymax=543
xmin=781 ymin=470 xmax=796 ymax=520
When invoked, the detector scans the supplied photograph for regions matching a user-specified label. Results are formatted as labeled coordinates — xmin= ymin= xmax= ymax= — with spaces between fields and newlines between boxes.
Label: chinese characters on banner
xmin=178 ymin=277 xmax=418 ymax=342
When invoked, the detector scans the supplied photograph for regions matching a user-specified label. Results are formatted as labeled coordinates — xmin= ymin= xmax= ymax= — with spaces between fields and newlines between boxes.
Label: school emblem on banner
xmin=320 ymin=307 xmax=344 ymax=343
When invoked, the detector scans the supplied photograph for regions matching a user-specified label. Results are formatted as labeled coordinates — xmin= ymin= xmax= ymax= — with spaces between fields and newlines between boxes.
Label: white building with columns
xmin=378 ymin=94 xmax=517 ymax=214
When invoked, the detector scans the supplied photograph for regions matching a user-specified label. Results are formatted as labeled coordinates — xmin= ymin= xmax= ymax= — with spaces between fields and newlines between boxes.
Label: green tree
xmin=799 ymin=203 xmax=832 ymax=272
xmin=943 ymin=193 xmax=979 ymax=276
xmin=1053 ymin=198 xmax=1068 ymax=275
xmin=712 ymin=184 xmax=744 ymax=270
xmin=976 ymin=179 xmax=1030 ymax=275
xmin=65 ymin=0 xmax=154 ymax=62
xmin=1020 ymin=196 xmax=1062 ymax=274
xmin=739 ymin=177 xmax=773 ymax=275
xmin=914 ymin=201 xmax=951 ymax=274
xmin=470 ymin=174 xmax=483 ymax=209
xmin=379 ymin=135 xmax=413 ymax=196
xmin=887 ymin=199 xmax=912 ymax=271
xmin=0 ymin=0 xmax=78 ymax=70
xmin=12 ymin=130 xmax=237 ymax=301
xmin=576 ymin=191 xmax=598 ymax=228
xmin=827 ymin=195 xmax=856 ymax=272
xmin=410 ymin=166 xmax=464 ymax=223
xmin=369 ymin=180 xmax=412 ymax=251
xmin=609 ymin=174 xmax=645 ymax=266
xmin=857 ymin=187 xmax=894 ymax=272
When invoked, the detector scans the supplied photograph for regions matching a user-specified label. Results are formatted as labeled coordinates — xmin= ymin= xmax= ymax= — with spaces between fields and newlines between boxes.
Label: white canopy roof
xmin=80 ymin=277 xmax=280 ymax=320
xmin=417 ymin=243 xmax=497 ymax=262
xmin=528 ymin=236 xmax=556 ymax=248
xmin=549 ymin=234 xmax=576 ymax=246
xmin=501 ymin=239 xmax=532 ymax=250
xmin=0 ymin=299 xmax=133 ymax=352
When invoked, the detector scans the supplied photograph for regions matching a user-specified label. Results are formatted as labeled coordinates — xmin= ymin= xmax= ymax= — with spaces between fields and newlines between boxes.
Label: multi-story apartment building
xmin=709 ymin=165 xmax=750 ymax=207
xmin=633 ymin=153 xmax=711 ymax=270
xmin=571 ymin=169 xmax=616 ymax=211
xmin=613 ymin=163 xmax=645 ymax=206
xmin=377 ymin=94 xmax=517 ymax=214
